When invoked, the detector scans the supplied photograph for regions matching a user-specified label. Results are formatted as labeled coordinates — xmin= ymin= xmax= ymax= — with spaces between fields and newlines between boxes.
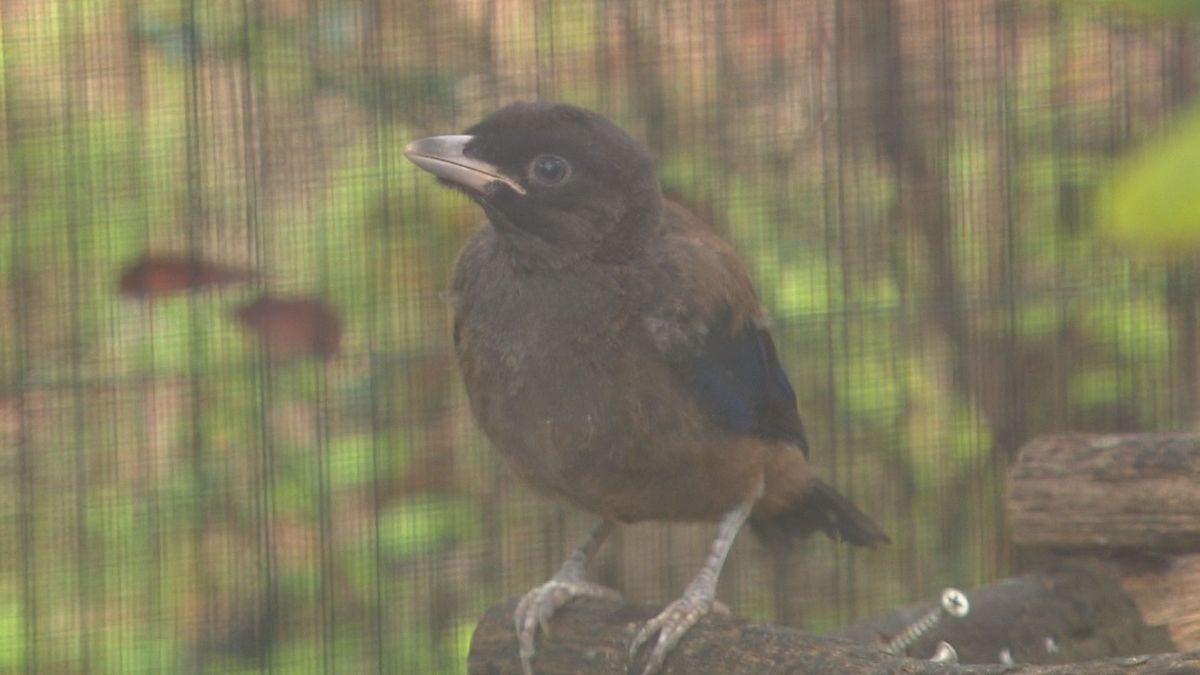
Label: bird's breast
xmin=455 ymin=306 xmax=629 ymax=499
xmin=449 ymin=245 xmax=768 ymax=521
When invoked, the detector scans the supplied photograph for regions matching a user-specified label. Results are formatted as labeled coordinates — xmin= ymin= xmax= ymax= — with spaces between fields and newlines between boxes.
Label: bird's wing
xmin=645 ymin=201 xmax=810 ymax=456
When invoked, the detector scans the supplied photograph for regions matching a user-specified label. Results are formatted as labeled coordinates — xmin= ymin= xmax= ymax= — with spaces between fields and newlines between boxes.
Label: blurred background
xmin=2 ymin=0 xmax=1200 ymax=671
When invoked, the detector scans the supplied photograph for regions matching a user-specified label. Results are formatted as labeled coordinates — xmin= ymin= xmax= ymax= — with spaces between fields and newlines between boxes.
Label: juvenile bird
xmin=405 ymin=102 xmax=888 ymax=675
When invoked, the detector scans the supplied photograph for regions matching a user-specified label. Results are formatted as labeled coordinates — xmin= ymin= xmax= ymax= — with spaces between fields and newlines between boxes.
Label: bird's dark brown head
xmin=405 ymin=102 xmax=661 ymax=266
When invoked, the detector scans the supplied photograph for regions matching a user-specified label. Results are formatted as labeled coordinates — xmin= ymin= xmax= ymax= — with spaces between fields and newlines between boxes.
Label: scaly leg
xmin=629 ymin=494 xmax=757 ymax=675
xmin=515 ymin=520 xmax=619 ymax=675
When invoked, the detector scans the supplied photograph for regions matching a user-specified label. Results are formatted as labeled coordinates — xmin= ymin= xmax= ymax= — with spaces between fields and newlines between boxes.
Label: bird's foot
xmin=515 ymin=578 xmax=621 ymax=675
xmin=629 ymin=591 xmax=729 ymax=675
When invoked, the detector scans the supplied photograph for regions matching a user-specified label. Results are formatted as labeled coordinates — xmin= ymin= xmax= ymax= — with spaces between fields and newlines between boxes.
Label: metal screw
xmin=929 ymin=641 xmax=958 ymax=664
xmin=884 ymin=588 xmax=970 ymax=655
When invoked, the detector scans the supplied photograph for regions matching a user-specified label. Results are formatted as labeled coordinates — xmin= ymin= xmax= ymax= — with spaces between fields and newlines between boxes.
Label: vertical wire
xmin=1047 ymin=2 xmax=1072 ymax=461
xmin=57 ymin=0 xmax=93 ymax=667
xmin=0 ymin=0 xmax=39 ymax=667
xmin=821 ymin=0 xmax=847 ymax=628
xmin=1112 ymin=3 xmax=1132 ymax=429
xmin=759 ymin=0 xmax=787 ymax=621
xmin=179 ymin=0 xmax=215 ymax=665
xmin=299 ymin=2 xmax=337 ymax=669
xmin=1164 ymin=25 xmax=1197 ymax=431
xmin=217 ymin=4 xmax=244 ymax=662
xmin=363 ymin=0 xmax=392 ymax=667
xmin=837 ymin=0 xmax=863 ymax=623
xmin=95 ymin=4 xmax=128 ymax=666
xmin=767 ymin=0 xmax=820 ymax=628
xmin=991 ymin=0 xmax=1020 ymax=574
xmin=476 ymin=0 xmax=507 ymax=625
xmin=1110 ymin=0 xmax=1132 ymax=442
xmin=359 ymin=1 xmax=387 ymax=668
xmin=936 ymin=0 xmax=960 ymax=587
xmin=593 ymin=0 xmax=622 ymax=597
xmin=122 ymin=0 xmax=169 ymax=665
xmin=712 ymin=0 xmax=745 ymax=614
xmin=237 ymin=0 xmax=279 ymax=671
xmin=888 ymin=0 xmax=918 ymax=610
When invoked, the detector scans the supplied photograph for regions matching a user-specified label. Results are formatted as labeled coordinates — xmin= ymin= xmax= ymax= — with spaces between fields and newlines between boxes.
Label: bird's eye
xmin=529 ymin=155 xmax=570 ymax=186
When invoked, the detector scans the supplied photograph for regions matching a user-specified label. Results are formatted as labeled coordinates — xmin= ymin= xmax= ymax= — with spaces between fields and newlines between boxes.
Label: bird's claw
xmin=629 ymin=592 xmax=720 ymax=675
xmin=514 ymin=578 xmax=621 ymax=675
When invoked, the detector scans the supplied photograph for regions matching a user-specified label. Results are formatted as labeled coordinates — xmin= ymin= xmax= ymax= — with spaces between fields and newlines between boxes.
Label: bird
xmin=405 ymin=102 xmax=889 ymax=675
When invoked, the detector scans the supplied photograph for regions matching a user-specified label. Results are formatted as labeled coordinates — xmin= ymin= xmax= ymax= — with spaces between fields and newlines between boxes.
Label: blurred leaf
xmin=1096 ymin=106 xmax=1200 ymax=254
xmin=233 ymin=296 xmax=342 ymax=361
xmin=1073 ymin=0 xmax=1200 ymax=17
xmin=119 ymin=254 xmax=257 ymax=298
xmin=318 ymin=69 xmax=460 ymax=121
xmin=1070 ymin=367 xmax=1122 ymax=407
xmin=0 ymin=600 xmax=20 ymax=669
xmin=377 ymin=495 xmax=478 ymax=560
xmin=119 ymin=296 xmax=253 ymax=373
xmin=329 ymin=433 xmax=399 ymax=488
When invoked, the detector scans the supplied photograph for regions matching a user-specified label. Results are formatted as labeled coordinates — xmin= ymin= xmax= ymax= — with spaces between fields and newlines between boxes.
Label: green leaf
xmin=1071 ymin=0 xmax=1200 ymax=17
xmin=0 ymin=600 xmax=22 ymax=669
xmin=1096 ymin=105 xmax=1200 ymax=255
xmin=377 ymin=495 xmax=479 ymax=560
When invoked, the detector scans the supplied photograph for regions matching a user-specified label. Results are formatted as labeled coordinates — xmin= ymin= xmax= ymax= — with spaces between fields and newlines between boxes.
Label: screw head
xmin=940 ymin=588 xmax=969 ymax=617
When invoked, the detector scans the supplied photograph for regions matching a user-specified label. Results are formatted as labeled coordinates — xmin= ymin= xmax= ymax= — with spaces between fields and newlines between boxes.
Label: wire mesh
xmin=0 ymin=0 xmax=1196 ymax=672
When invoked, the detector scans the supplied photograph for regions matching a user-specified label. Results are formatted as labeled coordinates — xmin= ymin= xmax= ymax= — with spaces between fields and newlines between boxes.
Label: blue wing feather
xmin=681 ymin=315 xmax=809 ymax=456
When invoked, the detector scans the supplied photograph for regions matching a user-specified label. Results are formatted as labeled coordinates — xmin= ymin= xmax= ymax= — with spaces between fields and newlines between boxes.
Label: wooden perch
xmin=1121 ymin=553 xmax=1200 ymax=650
xmin=1007 ymin=433 xmax=1200 ymax=551
xmin=468 ymin=434 xmax=1200 ymax=673
xmin=467 ymin=595 xmax=1196 ymax=674
xmin=1007 ymin=433 xmax=1200 ymax=650
xmin=834 ymin=562 xmax=1171 ymax=664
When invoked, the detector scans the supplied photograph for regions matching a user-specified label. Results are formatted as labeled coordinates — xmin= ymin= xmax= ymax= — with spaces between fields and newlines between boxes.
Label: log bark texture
xmin=1006 ymin=433 xmax=1200 ymax=551
xmin=467 ymin=596 xmax=1194 ymax=674
xmin=1121 ymin=553 xmax=1200 ymax=650
xmin=834 ymin=562 xmax=1172 ymax=664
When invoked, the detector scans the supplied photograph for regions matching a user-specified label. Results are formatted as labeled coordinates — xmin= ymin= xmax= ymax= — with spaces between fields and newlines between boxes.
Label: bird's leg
xmin=630 ymin=492 xmax=758 ymax=675
xmin=515 ymin=520 xmax=619 ymax=675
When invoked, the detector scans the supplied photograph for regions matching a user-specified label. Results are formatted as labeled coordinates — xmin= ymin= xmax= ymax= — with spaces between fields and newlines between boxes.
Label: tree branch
xmin=467 ymin=596 xmax=1195 ymax=674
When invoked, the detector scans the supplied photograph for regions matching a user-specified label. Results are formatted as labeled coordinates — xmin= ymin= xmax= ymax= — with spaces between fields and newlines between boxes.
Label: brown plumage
xmin=406 ymin=102 xmax=887 ymax=675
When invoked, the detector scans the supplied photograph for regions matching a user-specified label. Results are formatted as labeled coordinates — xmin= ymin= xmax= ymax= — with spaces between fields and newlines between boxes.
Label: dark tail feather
xmin=751 ymin=480 xmax=890 ymax=549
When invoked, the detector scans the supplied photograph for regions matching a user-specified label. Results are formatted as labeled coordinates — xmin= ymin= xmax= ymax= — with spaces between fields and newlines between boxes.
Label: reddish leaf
xmin=233 ymin=296 xmax=342 ymax=360
xmin=120 ymin=254 xmax=257 ymax=297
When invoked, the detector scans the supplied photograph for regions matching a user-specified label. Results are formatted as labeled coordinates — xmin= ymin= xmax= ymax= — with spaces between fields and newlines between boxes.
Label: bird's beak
xmin=404 ymin=135 xmax=527 ymax=196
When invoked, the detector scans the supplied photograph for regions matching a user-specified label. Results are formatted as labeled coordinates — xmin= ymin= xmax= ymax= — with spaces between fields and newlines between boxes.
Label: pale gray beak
xmin=404 ymin=135 xmax=527 ymax=196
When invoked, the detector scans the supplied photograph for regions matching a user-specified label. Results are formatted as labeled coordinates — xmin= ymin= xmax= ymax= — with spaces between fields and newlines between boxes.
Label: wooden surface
xmin=834 ymin=562 xmax=1172 ymax=664
xmin=1007 ymin=433 xmax=1200 ymax=551
xmin=1121 ymin=553 xmax=1200 ymax=650
xmin=467 ymin=596 xmax=1195 ymax=674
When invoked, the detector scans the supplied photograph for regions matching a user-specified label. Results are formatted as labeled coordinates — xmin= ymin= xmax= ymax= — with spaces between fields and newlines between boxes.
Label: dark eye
xmin=529 ymin=155 xmax=570 ymax=185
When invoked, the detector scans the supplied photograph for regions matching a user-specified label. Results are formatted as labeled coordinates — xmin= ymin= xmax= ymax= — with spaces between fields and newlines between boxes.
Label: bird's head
xmin=405 ymin=102 xmax=662 ymax=267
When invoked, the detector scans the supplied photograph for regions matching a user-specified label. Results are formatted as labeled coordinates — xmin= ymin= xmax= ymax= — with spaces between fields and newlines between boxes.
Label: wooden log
xmin=1121 ymin=553 xmax=1200 ymax=650
xmin=834 ymin=562 xmax=1172 ymax=664
xmin=467 ymin=596 xmax=1195 ymax=674
xmin=1006 ymin=433 xmax=1200 ymax=551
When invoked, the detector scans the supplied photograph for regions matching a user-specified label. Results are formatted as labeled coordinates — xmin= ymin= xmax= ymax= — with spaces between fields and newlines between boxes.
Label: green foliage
xmin=328 ymin=433 xmax=390 ymax=488
xmin=0 ymin=600 xmax=20 ymax=670
xmin=1096 ymin=106 xmax=1200 ymax=255
xmin=1071 ymin=0 xmax=1200 ymax=17
xmin=377 ymin=495 xmax=480 ymax=561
